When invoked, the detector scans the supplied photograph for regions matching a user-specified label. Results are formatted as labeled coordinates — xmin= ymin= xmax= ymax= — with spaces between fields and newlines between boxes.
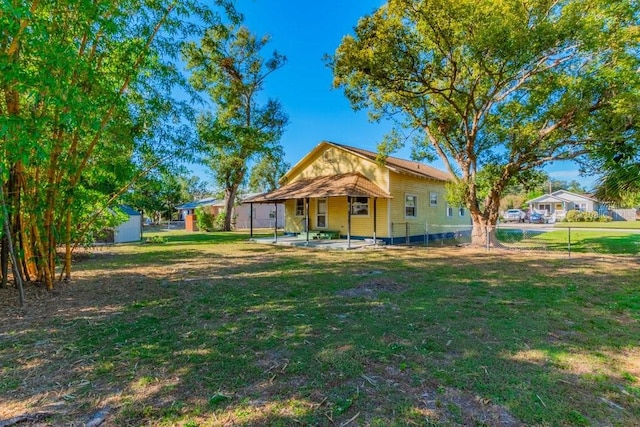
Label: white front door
xmin=317 ymin=198 xmax=327 ymax=228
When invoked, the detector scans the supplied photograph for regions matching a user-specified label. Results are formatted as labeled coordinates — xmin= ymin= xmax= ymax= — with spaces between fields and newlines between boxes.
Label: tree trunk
xmin=1 ymin=235 xmax=7 ymax=288
xmin=11 ymin=161 xmax=36 ymax=282
xmin=470 ymin=213 xmax=498 ymax=248
xmin=63 ymin=209 xmax=72 ymax=281
xmin=223 ymin=185 xmax=239 ymax=231
xmin=17 ymin=215 xmax=32 ymax=282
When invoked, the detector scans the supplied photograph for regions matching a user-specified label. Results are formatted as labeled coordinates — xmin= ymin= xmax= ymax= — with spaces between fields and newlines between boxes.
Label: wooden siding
xmin=287 ymin=145 xmax=390 ymax=191
xmin=388 ymin=171 xmax=469 ymax=230
xmin=284 ymin=196 xmax=390 ymax=238
xmin=284 ymin=199 xmax=305 ymax=233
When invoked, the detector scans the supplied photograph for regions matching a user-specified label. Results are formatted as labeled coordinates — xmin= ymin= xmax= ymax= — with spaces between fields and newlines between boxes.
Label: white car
xmin=503 ymin=209 xmax=526 ymax=223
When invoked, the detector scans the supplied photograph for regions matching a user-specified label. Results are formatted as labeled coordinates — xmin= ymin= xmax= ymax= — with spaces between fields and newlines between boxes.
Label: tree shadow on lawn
xmin=71 ymin=244 xmax=291 ymax=273
xmin=143 ymin=230 xmax=276 ymax=245
xmin=1 ymin=247 xmax=639 ymax=425
xmin=523 ymin=231 xmax=640 ymax=255
xmin=572 ymin=233 xmax=640 ymax=255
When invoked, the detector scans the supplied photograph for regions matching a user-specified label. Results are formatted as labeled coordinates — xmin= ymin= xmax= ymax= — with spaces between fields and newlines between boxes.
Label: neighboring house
xmin=526 ymin=190 xmax=607 ymax=221
xmin=114 ymin=205 xmax=142 ymax=243
xmin=177 ymin=194 xmax=284 ymax=230
xmin=176 ymin=197 xmax=220 ymax=219
xmin=247 ymin=141 xmax=470 ymax=244
xmin=235 ymin=193 xmax=285 ymax=229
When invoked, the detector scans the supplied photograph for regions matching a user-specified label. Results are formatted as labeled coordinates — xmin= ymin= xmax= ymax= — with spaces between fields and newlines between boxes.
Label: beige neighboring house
xmin=526 ymin=190 xmax=606 ymax=221
xmin=177 ymin=194 xmax=284 ymax=231
xmin=234 ymin=193 xmax=285 ymax=229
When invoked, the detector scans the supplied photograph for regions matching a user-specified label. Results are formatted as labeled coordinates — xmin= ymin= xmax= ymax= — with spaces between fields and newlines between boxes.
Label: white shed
xmin=114 ymin=205 xmax=142 ymax=243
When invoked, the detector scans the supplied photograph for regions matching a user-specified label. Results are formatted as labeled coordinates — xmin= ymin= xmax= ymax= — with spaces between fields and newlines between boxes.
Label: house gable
xmin=282 ymin=141 xmax=390 ymax=191
xmin=526 ymin=194 xmax=566 ymax=204
xmin=550 ymin=190 xmax=597 ymax=204
xmin=526 ymin=190 xmax=598 ymax=205
xmin=331 ymin=142 xmax=451 ymax=182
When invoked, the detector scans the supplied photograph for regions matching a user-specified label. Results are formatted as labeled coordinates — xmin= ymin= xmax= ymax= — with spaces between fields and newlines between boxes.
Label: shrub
xmin=195 ymin=206 xmax=215 ymax=232
xmin=213 ymin=212 xmax=227 ymax=231
xmin=582 ymin=211 xmax=599 ymax=222
xmin=565 ymin=210 xmax=581 ymax=222
xmin=144 ymin=236 xmax=167 ymax=244
xmin=598 ymin=215 xmax=612 ymax=222
xmin=565 ymin=210 xmax=603 ymax=222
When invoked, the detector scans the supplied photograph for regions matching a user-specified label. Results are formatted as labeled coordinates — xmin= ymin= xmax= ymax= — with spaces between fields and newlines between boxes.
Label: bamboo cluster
xmin=1 ymin=0 xmax=180 ymax=292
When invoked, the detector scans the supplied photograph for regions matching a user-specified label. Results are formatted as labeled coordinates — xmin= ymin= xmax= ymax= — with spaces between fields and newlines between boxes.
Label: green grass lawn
xmin=497 ymin=228 xmax=640 ymax=255
xmin=1 ymin=231 xmax=639 ymax=426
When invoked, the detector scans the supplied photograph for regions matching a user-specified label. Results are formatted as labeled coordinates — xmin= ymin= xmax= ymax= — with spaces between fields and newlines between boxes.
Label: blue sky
xmin=189 ymin=0 xmax=594 ymax=190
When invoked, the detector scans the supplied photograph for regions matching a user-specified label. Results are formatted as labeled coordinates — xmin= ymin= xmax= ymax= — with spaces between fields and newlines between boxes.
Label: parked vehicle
xmin=529 ymin=212 xmax=546 ymax=224
xmin=503 ymin=209 xmax=526 ymax=222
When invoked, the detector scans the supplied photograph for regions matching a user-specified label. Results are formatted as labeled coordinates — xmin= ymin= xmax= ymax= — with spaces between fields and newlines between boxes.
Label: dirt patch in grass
xmin=337 ymin=277 xmax=407 ymax=298
xmin=421 ymin=387 xmax=521 ymax=426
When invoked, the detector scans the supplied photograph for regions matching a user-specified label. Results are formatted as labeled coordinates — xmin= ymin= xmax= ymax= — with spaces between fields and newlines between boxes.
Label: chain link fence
xmin=389 ymin=222 xmax=640 ymax=256
xmin=494 ymin=226 xmax=550 ymax=251
xmin=390 ymin=223 xmax=473 ymax=246
xmin=495 ymin=224 xmax=640 ymax=257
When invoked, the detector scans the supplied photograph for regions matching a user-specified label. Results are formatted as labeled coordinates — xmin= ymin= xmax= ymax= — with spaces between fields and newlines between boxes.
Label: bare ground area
xmin=1 ymin=244 xmax=639 ymax=426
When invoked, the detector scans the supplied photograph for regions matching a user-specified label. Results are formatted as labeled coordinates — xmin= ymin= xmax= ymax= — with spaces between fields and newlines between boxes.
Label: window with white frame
xmin=429 ymin=192 xmax=438 ymax=207
xmin=405 ymin=195 xmax=417 ymax=218
xmin=350 ymin=197 xmax=369 ymax=215
xmin=446 ymin=204 xmax=453 ymax=217
xmin=295 ymin=198 xmax=305 ymax=216
xmin=316 ymin=198 xmax=327 ymax=228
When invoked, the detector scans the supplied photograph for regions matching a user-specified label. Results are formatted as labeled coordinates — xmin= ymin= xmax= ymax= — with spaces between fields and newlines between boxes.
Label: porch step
xmin=297 ymin=230 xmax=340 ymax=240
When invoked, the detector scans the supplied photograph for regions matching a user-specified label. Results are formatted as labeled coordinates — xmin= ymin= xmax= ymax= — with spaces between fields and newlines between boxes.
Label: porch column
xmin=249 ymin=202 xmax=254 ymax=240
xmin=273 ymin=203 xmax=278 ymax=243
xmin=373 ymin=197 xmax=377 ymax=242
xmin=305 ymin=197 xmax=310 ymax=243
xmin=347 ymin=196 xmax=352 ymax=249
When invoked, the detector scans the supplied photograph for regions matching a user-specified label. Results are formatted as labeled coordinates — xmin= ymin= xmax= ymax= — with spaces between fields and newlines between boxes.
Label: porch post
xmin=347 ymin=196 xmax=352 ymax=249
xmin=305 ymin=197 xmax=310 ymax=243
xmin=373 ymin=197 xmax=377 ymax=242
xmin=249 ymin=202 xmax=254 ymax=240
xmin=273 ymin=203 xmax=278 ymax=242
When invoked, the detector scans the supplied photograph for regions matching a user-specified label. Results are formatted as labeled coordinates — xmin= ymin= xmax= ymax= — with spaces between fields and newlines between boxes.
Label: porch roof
xmin=245 ymin=173 xmax=392 ymax=203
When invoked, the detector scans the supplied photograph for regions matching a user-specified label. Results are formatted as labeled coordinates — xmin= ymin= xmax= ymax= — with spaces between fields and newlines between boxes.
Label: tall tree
xmin=184 ymin=24 xmax=289 ymax=231
xmin=331 ymin=0 xmax=639 ymax=246
xmin=0 ymin=1 xmax=233 ymax=290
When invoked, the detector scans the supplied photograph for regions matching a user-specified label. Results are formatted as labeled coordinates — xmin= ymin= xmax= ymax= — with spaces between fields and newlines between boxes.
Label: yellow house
xmin=249 ymin=141 xmax=470 ymax=244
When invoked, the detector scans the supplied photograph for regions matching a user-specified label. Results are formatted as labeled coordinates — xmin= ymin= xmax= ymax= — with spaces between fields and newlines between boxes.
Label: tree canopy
xmin=1 ymin=0 xmax=233 ymax=292
xmin=331 ymin=0 xmax=640 ymax=245
xmin=184 ymin=24 xmax=288 ymax=231
xmin=248 ymin=146 xmax=290 ymax=193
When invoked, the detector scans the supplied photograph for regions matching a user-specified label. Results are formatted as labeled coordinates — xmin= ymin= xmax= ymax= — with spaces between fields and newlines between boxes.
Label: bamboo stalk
xmin=0 ymin=188 xmax=25 ymax=306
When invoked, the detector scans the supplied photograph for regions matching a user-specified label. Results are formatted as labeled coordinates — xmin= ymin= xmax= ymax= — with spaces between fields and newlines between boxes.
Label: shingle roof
xmin=246 ymin=173 xmax=391 ymax=203
xmin=329 ymin=142 xmax=451 ymax=182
